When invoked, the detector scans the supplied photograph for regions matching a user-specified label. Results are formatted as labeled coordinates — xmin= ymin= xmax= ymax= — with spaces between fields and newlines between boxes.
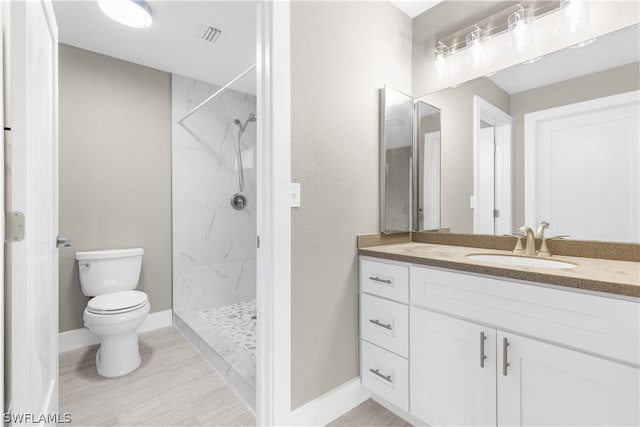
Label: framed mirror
xmin=416 ymin=23 xmax=640 ymax=243
xmin=380 ymin=86 xmax=413 ymax=234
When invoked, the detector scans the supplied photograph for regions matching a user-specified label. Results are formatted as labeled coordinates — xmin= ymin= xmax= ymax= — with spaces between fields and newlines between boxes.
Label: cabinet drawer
xmin=361 ymin=340 xmax=409 ymax=411
xmin=410 ymin=265 xmax=640 ymax=366
xmin=361 ymin=293 xmax=408 ymax=357
xmin=360 ymin=258 xmax=409 ymax=303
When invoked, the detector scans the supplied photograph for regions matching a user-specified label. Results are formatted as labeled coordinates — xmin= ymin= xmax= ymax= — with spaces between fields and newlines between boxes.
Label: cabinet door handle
xmin=502 ymin=337 xmax=510 ymax=376
xmin=368 ymin=276 xmax=392 ymax=284
xmin=480 ymin=331 xmax=487 ymax=368
xmin=369 ymin=368 xmax=392 ymax=383
xmin=369 ymin=319 xmax=392 ymax=330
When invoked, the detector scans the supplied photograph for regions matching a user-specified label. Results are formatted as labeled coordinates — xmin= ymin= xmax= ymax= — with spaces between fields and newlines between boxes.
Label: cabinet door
xmin=410 ymin=308 xmax=497 ymax=426
xmin=498 ymin=332 xmax=640 ymax=426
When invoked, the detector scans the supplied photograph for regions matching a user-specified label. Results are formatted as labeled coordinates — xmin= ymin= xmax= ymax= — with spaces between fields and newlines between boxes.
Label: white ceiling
xmin=52 ymin=1 xmax=257 ymax=94
xmin=489 ymin=24 xmax=640 ymax=94
xmin=388 ymin=0 xmax=442 ymax=18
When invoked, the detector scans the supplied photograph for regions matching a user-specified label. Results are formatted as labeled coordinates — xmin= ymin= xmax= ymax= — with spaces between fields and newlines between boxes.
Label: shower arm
xmin=177 ymin=64 xmax=256 ymax=125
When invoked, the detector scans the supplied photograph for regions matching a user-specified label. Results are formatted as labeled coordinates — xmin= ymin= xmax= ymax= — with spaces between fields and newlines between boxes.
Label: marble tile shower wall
xmin=171 ymin=74 xmax=257 ymax=314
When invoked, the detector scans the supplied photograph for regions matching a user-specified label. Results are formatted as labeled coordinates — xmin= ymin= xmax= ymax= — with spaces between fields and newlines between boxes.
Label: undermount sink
xmin=466 ymin=254 xmax=577 ymax=269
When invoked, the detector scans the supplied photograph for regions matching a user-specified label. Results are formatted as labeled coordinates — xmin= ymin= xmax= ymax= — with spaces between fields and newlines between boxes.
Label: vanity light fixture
xmin=560 ymin=0 xmax=590 ymax=33
xmin=508 ymin=5 xmax=534 ymax=52
xmin=466 ymin=25 xmax=486 ymax=67
xmin=434 ymin=42 xmax=450 ymax=80
xmin=98 ymin=0 xmax=153 ymax=29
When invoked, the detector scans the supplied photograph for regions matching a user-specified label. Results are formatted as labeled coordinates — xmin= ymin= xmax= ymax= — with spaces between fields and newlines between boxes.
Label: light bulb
xmin=434 ymin=43 xmax=449 ymax=80
xmin=508 ymin=7 xmax=534 ymax=52
xmin=466 ymin=26 xmax=486 ymax=68
xmin=560 ymin=0 xmax=590 ymax=33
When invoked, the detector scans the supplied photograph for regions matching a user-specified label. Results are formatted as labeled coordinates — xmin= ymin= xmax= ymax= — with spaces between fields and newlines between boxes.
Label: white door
xmin=6 ymin=0 xmax=59 ymax=423
xmin=473 ymin=96 xmax=512 ymax=236
xmin=476 ymin=126 xmax=495 ymax=234
xmin=422 ymin=131 xmax=440 ymax=230
xmin=498 ymin=332 xmax=640 ymax=426
xmin=410 ymin=308 xmax=497 ymax=427
xmin=525 ymin=91 xmax=640 ymax=242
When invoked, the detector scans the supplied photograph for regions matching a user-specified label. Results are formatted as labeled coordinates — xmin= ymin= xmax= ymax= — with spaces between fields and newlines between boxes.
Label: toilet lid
xmin=87 ymin=290 xmax=148 ymax=314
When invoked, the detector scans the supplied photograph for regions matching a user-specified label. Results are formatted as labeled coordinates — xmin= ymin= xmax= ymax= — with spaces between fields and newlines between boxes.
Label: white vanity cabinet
xmin=359 ymin=259 xmax=410 ymax=411
xmin=410 ymin=309 xmax=497 ymax=426
xmin=497 ymin=332 xmax=640 ymax=427
xmin=359 ymin=256 xmax=640 ymax=427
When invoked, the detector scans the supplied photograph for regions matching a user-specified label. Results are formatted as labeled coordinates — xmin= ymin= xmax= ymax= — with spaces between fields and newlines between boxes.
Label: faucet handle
xmin=538 ymin=235 xmax=569 ymax=257
xmin=548 ymin=235 xmax=569 ymax=240
xmin=506 ymin=233 xmax=526 ymax=255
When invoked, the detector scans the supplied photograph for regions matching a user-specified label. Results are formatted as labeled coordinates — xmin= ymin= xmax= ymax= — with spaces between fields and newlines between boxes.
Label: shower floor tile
xmin=199 ymin=299 xmax=256 ymax=359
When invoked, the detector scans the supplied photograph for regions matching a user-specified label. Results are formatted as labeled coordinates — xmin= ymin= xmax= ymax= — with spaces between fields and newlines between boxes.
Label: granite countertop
xmin=359 ymin=242 xmax=640 ymax=298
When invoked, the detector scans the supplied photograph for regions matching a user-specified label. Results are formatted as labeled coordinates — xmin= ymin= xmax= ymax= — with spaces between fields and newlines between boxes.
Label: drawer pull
xmin=369 ymin=368 xmax=392 ymax=383
xmin=369 ymin=319 xmax=393 ymax=330
xmin=502 ymin=337 xmax=510 ymax=376
xmin=480 ymin=331 xmax=487 ymax=368
xmin=369 ymin=276 xmax=392 ymax=284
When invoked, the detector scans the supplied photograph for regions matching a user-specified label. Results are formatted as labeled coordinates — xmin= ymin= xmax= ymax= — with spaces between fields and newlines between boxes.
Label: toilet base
xmin=95 ymin=331 xmax=142 ymax=377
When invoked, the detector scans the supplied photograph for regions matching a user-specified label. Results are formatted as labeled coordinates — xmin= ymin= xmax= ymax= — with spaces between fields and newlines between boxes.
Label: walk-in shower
xmin=171 ymin=72 xmax=257 ymax=409
xmin=231 ymin=113 xmax=257 ymax=211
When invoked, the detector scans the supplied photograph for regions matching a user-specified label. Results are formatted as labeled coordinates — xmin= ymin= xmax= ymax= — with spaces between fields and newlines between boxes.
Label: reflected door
xmin=525 ymin=91 xmax=640 ymax=242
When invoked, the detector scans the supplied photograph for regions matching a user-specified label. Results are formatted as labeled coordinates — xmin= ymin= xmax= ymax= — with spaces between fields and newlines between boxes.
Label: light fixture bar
xmin=435 ymin=1 xmax=559 ymax=55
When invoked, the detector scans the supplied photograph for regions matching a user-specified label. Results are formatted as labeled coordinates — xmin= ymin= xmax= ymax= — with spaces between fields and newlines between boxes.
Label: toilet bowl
xmin=76 ymin=248 xmax=150 ymax=377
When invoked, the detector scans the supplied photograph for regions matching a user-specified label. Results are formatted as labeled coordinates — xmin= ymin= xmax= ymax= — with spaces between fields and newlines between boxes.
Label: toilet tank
xmin=76 ymin=248 xmax=144 ymax=296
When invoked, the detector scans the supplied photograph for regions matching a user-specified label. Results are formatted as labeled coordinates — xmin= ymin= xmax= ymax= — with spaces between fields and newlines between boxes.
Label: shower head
xmin=234 ymin=114 xmax=257 ymax=132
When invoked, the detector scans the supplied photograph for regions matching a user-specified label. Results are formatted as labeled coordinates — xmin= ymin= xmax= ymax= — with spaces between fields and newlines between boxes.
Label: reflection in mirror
xmin=416 ymin=101 xmax=441 ymax=231
xmin=381 ymin=87 xmax=413 ymax=234
xmin=417 ymin=23 xmax=640 ymax=242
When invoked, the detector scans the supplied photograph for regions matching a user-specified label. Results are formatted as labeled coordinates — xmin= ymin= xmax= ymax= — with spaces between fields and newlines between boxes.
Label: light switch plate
xmin=290 ymin=183 xmax=301 ymax=208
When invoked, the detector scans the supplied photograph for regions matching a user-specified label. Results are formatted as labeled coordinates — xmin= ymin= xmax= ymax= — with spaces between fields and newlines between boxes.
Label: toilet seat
xmin=87 ymin=290 xmax=148 ymax=315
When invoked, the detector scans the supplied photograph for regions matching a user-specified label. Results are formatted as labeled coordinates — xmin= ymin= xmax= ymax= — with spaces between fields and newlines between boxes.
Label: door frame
xmin=524 ymin=90 xmax=640 ymax=232
xmin=256 ymin=1 xmax=292 ymax=425
xmin=473 ymin=95 xmax=512 ymax=235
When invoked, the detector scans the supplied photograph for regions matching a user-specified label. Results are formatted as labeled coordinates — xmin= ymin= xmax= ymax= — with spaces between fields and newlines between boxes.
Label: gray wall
xmin=510 ymin=62 xmax=640 ymax=227
xmin=290 ymin=0 xmax=412 ymax=409
xmin=58 ymin=44 xmax=172 ymax=332
xmin=422 ymin=77 xmax=510 ymax=233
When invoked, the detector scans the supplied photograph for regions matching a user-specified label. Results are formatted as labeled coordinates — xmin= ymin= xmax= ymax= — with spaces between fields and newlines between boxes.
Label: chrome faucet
xmin=518 ymin=226 xmax=537 ymax=255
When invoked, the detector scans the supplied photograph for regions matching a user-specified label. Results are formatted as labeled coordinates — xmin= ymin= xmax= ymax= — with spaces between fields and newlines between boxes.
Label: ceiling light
xmin=560 ymin=0 xmax=590 ymax=33
xmin=98 ymin=0 xmax=152 ymax=29
xmin=521 ymin=56 xmax=543 ymax=64
xmin=466 ymin=25 xmax=486 ymax=68
xmin=508 ymin=6 xmax=534 ymax=52
xmin=569 ymin=38 xmax=597 ymax=48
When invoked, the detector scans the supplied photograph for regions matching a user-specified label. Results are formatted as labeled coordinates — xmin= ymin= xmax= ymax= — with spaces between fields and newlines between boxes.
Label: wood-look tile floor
xmin=59 ymin=326 xmax=255 ymax=427
xmin=60 ymin=326 xmax=410 ymax=427
xmin=327 ymin=399 xmax=413 ymax=427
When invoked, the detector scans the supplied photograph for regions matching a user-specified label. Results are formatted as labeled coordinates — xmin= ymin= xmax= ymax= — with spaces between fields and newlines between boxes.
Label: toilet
xmin=76 ymin=248 xmax=150 ymax=377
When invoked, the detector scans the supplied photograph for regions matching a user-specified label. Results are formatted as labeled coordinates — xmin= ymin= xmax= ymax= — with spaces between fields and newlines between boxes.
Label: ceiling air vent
xmin=200 ymin=25 xmax=222 ymax=43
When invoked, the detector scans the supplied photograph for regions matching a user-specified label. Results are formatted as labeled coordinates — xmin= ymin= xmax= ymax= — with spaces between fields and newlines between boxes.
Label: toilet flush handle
xmin=56 ymin=236 xmax=72 ymax=248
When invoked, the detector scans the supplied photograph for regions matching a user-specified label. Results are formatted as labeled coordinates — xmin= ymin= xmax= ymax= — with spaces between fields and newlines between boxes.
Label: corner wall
xmin=58 ymin=44 xmax=172 ymax=332
xmin=290 ymin=0 xmax=412 ymax=409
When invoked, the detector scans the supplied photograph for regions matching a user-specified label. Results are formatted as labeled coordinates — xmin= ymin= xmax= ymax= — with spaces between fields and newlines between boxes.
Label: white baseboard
xmin=288 ymin=378 xmax=370 ymax=426
xmin=370 ymin=393 xmax=426 ymax=426
xmin=58 ymin=309 xmax=173 ymax=353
